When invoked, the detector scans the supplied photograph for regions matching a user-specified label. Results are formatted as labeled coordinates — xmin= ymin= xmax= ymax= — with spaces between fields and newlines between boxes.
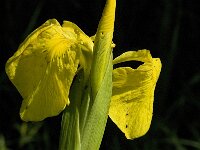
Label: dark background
xmin=1 ymin=0 xmax=200 ymax=149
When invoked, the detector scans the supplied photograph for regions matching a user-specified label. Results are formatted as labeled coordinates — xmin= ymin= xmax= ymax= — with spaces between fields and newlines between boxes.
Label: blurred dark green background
xmin=0 ymin=0 xmax=200 ymax=149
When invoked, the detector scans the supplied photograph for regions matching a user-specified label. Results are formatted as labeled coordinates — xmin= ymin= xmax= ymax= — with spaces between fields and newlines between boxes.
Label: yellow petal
xmin=113 ymin=49 xmax=152 ymax=65
xmin=62 ymin=21 xmax=93 ymax=53
xmin=109 ymin=49 xmax=161 ymax=139
xmin=5 ymin=19 xmax=89 ymax=121
xmin=62 ymin=21 xmax=94 ymax=80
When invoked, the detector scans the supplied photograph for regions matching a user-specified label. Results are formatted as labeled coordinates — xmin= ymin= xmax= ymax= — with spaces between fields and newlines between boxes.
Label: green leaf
xmin=59 ymin=71 xmax=84 ymax=150
xmin=80 ymin=0 xmax=116 ymax=149
xmin=81 ymin=54 xmax=113 ymax=150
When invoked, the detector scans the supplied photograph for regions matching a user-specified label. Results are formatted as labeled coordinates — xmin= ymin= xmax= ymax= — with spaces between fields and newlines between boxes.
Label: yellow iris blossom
xmin=5 ymin=0 xmax=161 ymax=140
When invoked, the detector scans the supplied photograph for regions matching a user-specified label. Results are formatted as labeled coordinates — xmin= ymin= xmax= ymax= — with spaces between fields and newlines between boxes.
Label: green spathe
xmin=59 ymin=0 xmax=115 ymax=149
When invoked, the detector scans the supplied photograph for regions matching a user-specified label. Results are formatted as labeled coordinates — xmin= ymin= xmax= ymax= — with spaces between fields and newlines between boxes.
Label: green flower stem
xmin=59 ymin=70 xmax=84 ymax=150
xmin=59 ymin=56 xmax=113 ymax=150
xmin=58 ymin=54 xmax=112 ymax=150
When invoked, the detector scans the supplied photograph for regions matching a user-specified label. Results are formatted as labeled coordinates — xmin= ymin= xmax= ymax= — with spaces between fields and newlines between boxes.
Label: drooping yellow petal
xmin=109 ymin=49 xmax=161 ymax=139
xmin=5 ymin=19 xmax=92 ymax=121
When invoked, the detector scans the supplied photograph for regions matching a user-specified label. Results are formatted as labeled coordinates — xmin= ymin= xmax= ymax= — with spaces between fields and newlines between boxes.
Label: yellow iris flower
xmin=5 ymin=0 xmax=161 ymax=140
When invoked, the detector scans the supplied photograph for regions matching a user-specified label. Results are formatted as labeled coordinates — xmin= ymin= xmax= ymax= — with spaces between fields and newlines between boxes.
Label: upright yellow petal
xmin=62 ymin=21 xmax=93 ymax=53
xmin=109 ymin=50 xmax=161 ymax=139
xmin=62 ymin=21 xmax=94 ymax=80
xmin=5 ymin=19 xmax=92 ymax=121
